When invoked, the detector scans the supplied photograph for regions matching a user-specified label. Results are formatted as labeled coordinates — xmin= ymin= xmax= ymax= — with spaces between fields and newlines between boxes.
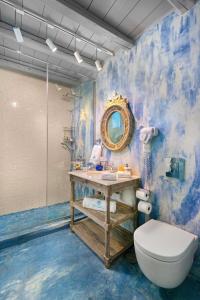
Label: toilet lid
xmin=134 ymin=219 xmax=198 ymax=262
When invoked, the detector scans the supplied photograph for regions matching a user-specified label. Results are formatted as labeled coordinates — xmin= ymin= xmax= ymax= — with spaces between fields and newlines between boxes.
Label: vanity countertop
xmin=69 ymin=170 xmax=140 ymax=187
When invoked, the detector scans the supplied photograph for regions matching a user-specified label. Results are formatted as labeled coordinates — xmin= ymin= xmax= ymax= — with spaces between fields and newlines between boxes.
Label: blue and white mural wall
xmin=95 ymin=1 xmax=200 ymax=240
xmin=73 ymin=81 xmax=94 ymax=162
xmin=72 ymin=81 xmax=95 ymax=198
xmin=75 ymin=3 xmax=200 ymax=276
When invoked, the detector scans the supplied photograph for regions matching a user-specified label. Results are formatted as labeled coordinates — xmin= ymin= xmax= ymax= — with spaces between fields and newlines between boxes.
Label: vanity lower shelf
xmin=73 ymin=199 xmax=137 ymax=229
xmin=71 ymin=218 xmax=133 ymax=263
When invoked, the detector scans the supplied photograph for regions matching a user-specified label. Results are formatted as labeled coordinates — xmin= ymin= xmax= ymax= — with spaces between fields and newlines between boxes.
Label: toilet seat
xmin=134 ymin=219 xmax=198 ymax=262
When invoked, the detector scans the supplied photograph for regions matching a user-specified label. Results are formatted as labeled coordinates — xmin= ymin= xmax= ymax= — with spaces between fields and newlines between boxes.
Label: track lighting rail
xmin=0 ymin=0 xmax=114 ymax=57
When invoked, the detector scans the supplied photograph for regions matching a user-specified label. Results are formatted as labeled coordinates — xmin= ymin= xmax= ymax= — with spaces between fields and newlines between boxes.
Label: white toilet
xmin=134 ymin=219 xmax=198 ymax=288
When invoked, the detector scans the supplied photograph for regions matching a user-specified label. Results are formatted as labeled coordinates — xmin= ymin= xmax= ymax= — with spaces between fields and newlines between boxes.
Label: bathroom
xmin=0 ymin=0 xmax=200 ymax=299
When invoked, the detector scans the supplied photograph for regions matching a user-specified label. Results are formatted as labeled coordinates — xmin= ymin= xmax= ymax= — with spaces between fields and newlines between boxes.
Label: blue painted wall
xmin=72 ymin=81 xmax=95 ymax=199
xmin=76 ymin=2 xmax=200 ymax=279
xmin=73 ymin=81 xmax=94 ymax=162
xmin=95 ymin=2 xmax=200 ymax=236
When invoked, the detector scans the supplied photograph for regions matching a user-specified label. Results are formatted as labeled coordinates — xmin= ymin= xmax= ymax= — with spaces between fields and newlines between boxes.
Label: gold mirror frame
xmin=100 ymin=94 xmax=134 ymax=152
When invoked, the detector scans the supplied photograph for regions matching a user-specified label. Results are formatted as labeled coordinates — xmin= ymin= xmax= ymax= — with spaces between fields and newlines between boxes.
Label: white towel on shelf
xmin=83 ymin=197 xmax=116 ymax=213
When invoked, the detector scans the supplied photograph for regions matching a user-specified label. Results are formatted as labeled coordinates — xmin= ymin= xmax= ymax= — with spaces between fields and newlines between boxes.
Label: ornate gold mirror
xmin=101 ymin=93 xmax=134 ymax=151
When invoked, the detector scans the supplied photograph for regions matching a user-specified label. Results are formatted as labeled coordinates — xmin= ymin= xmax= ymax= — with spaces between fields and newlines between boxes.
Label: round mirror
xmin=107 ymin=111 xmax=125 ymax=144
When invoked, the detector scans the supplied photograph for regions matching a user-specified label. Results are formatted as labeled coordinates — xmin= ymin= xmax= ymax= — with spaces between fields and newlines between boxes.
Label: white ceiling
xmin=0 ymin=0 xmax=192 ymax=86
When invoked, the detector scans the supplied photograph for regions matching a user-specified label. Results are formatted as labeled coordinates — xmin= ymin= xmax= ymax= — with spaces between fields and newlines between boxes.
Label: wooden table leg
xmin=133 ymin=210 xmax=138 ymax=231
xmin=104 ymin=187 xmax=111 ymax=267
xmin=70 ymin=180 xmax=75 ymax=230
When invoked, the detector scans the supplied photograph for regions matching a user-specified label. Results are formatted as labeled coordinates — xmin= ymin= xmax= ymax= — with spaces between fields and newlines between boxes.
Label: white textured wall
xmin=0 ymin=69 xmax=71 ymax=215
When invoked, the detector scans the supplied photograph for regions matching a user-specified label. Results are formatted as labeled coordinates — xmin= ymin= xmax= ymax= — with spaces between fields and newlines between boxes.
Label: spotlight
xmin=46 ymin=38 xmax=57 ymax=52
xmin=74 ymin=51 xmax=83 ymax=64
xmin=13 ymin=27 xmax=23 ymax=43
xmin=16 ymin=9 xmax=24 ymax=16
xmin=47 ymin=24 xmax=54 ymax=29
xmin=95 ymin=59 xmax=102 ymax=71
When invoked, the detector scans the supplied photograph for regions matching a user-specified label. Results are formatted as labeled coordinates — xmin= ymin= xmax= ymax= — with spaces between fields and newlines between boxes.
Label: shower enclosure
xmin=0 ymin=65 xmax=74 ymax=239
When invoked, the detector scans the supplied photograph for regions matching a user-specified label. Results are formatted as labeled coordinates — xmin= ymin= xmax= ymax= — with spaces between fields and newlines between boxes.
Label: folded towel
xmin=117 ymin=171 xmax=131 ymax=178
xmin=101 ymin=173 xmax=117 ymax=181
xmin=83 ymin=197 xmax=116 ymax=213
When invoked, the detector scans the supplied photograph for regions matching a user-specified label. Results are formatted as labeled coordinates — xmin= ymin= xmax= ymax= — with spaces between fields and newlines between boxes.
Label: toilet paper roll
xmin=136 ymin=189 xmax=150 ymax=201
xmin=138 ymin=201 xmax=152 ymax=215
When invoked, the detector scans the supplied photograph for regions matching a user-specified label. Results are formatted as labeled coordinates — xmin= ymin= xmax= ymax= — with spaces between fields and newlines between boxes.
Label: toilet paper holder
xmin=138 ymin=200 xmax=152 ymax=215
xmin=136 ymin=188 xmax=150 ymax=201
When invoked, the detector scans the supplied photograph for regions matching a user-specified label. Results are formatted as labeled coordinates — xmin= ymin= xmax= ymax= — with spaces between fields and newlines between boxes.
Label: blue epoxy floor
xmin=0 ymin=228 xmax=200 ymax=300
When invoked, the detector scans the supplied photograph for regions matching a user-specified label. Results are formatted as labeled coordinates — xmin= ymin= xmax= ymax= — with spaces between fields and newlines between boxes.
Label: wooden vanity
xmin=69 ymin=170 xmax=140 ymax=267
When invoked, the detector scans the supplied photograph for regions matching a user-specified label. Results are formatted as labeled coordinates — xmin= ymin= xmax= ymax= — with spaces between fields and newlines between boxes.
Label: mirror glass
xmin=107 ymin=111 xmax=124 ymax=144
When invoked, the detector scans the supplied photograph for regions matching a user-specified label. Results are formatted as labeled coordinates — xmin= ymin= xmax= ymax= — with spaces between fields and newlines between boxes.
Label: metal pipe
xmin=0 ymin=0 xmax=114 ymax=56
xmin=46 ymin=63 xmax=49 ymax=214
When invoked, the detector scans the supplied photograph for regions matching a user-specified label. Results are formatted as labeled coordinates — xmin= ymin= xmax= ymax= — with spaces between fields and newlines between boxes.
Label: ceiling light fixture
xmin=13 ymin=8 xmax=23 ymax=43
xmin=47 ymin=24 xmax=54 ymax=29
xmin=74 ymin=50 xmax=83 ymax=64
xmin=73 ymin=35 xmax=83 ymax=64
xmin=16 ymin=8 xmax=24 ymax=15
xmin=46 ymin=38 xmax=57 ymax=52
xmin=95 ymin=59 xmax=102 ymax=71
xmin=13 ymin=27 xmax=23 ymax=43
xmin=95 ymin=48 xmax=102 ymax=71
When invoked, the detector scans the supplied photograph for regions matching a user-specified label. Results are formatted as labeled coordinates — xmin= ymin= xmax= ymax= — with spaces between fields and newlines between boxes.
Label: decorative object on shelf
xmin=96 ymin=164 xmax=103 ymax=171
xmin=71 ymin=161 xmax=81 ymax=170
xmin=118 ymin=164 xmax=125 ymax=172
xmin=71 ymin=158 xmax=85 ymax=170
xmin=101 ymin=93 xmax=134 ymax=151
xmin=99 ymin=157 xmax=108 ymax=170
